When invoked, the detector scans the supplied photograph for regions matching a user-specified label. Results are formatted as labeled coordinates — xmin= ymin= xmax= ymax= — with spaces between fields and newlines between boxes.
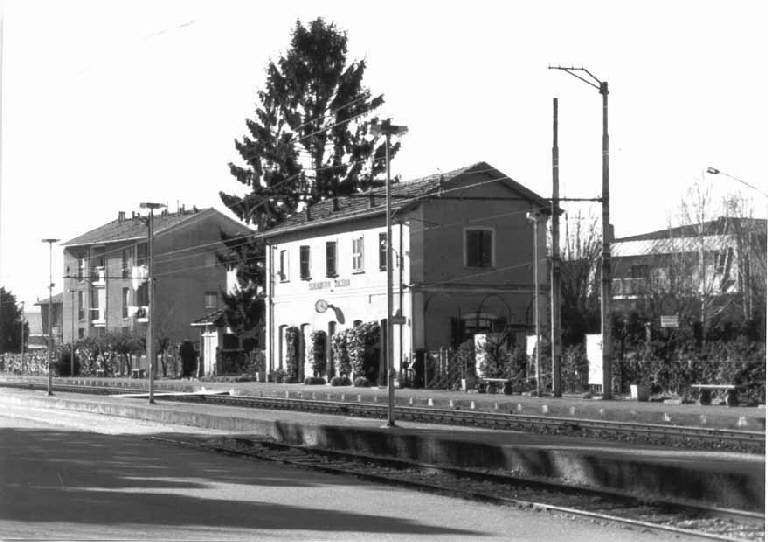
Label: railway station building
xmin=262 ymin=162 xmax=548 ymax=381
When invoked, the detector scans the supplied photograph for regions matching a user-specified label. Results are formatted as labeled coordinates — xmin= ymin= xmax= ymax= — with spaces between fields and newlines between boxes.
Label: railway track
xmin=1 ymin=378 xmax=764 ymax=453
xmin=150 ymin=433 xmax=766 ymax=542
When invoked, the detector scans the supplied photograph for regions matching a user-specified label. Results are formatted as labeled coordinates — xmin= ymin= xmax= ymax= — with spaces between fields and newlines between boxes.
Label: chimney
xmin=332 ymin=197 xmax=339 ymax=211
xmin=118 ymin=211 xmax=125 ymax=222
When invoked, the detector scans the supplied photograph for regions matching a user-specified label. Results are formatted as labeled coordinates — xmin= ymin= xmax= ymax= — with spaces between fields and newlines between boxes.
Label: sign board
xmin=660 ymin=315 xmax=679 ymax=328
xmin=474 ymin=334 xmax=488 ymax=378
xmin=586 ymin=334 xmax=603 ymax=385
xmin=525 ymin=334 xmax=537 ymax=357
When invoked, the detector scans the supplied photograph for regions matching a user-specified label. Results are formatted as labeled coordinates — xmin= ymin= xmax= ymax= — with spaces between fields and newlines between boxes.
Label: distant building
xmin=61 ymin=207 xmax=252 ymax=346
xmin=262 ymin=162 xmax=548 ymax=380
xmin=611 ymin=217 xmax=767 ymax=330
xmin=35 ymin=293 xmax=63 ymax=347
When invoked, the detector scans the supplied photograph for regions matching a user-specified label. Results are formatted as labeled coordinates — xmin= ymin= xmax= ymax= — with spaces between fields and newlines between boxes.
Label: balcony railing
xmin=612 ymin=277 xmax=649 ymax=296
xmin=90 ymin=266 xmax=106 ymax=286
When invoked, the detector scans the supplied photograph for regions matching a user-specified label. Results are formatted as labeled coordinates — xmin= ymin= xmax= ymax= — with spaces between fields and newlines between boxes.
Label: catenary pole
xmin=548 ymin=66 xmax=612 ymax=399
xmin=526 ymin=213 xmax=541 ymax=396
xmin=140 ymin=202 xmax=165 ymax=404
xmin=42 ymin=238 xmax=60 ymax=396
xmin=551 ymin=98 xmax=562 ymax=397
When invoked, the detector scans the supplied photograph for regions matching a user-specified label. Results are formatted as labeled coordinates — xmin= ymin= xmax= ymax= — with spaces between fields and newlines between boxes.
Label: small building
xmin=611 ymin=216 xmax=767 ymax=332
xmin=60 ymin=207 xmax=253 ymax=348
xmin=262 ymin=162 xmax=548 ymax=380
xmin=35 ymin=293 xmax=63 ymax=348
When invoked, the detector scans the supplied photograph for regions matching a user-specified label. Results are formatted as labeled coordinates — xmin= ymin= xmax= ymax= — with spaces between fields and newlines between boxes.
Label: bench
xmin=131 ymin=368 xmax=147 ymax=379
xmin=478 ymin=377 xmax=510 ymax=394
xmin=691 ymin=384 xmax=740 ymax=406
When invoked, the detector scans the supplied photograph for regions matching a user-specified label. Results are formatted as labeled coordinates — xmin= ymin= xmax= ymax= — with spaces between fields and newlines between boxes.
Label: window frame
xmin=352 ymin=235 xmax=365 ymax=273
xmin=325 ymin=241 xmax=337 ymax=278
xmin=464 ymin=227 xmax=495 ymax=268
xmin=279 ymin=249 xmax=290 ymax=282
xmin=299 ymin=245 xmax=311 ymax=280
xmin=121 ymin=287 xmax=130 ymax=319
xmin=378 ymin=232 xmax=387 ymax=271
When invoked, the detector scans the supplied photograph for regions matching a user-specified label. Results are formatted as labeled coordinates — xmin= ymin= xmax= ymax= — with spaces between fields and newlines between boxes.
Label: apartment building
xmin=61 ymin=207 xmax=252 ymax=345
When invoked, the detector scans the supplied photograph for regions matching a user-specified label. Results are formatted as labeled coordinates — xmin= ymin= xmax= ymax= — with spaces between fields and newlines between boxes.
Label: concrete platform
xmin=0 ymin=386 xmax=763 ymax=512
xmin=23 ymin=375 xmax=766 ymax=431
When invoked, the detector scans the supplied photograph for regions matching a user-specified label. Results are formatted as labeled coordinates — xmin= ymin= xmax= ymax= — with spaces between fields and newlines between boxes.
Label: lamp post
xmin=526 ymin=212 xmax=543 ymax=396
xmin=139 ymin=202 xmax=166 ymax=404
xmin=705 ymin=167 xmax=767 ymax=330
xmin=549 ymin=65 xmax=613 ymax=398
xmin=19 ymin=301 xmax=24 ymax=356
xmin=371 ymin=119 xmax=408 ymax=427
xmin=42 ymin=238 xmax=60 ymax=396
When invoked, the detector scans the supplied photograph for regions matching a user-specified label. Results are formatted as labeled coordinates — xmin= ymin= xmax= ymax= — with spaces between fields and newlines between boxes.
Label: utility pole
xmin=372 ymin=119 xmax=408 ymax=427
xmin=526 ymin=212 xmax=542 ymax=396
xmin=19 ymin=301 xmax=24 ymax=356
xmin=551 ymin=98 xmax=563 ymax=397
xmin=42 ymin=238 xmax=60 ymax=396
xmin=140 ymin=202 xmax=165 ymax=404
xmin=549 ymin=65 xmax=612 ymax=399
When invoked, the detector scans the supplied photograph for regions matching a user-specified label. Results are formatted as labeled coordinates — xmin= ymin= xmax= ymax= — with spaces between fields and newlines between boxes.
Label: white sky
xmin=1 ymin=0 xmax=766 ymax=310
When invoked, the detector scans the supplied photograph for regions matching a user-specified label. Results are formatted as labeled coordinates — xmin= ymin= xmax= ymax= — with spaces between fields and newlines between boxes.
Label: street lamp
xmin=371 ymin=119 xmax=408 ymax=427
xmin=526 ymin=212 xmax=543 ymax=396
xmin=139 ymin=202 xmax=166 ymax=404
xmin=42 ymin=238 xmax=60 ymax=396
xmin=549 ymin=65 xmax=613 ymax=399
xmin=705 ymin=167 xmax=767 ymax=331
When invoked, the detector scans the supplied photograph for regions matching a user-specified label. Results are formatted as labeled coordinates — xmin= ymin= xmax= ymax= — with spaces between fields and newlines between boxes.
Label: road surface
xmin=0 ymin=404 xmax=680 ymax=541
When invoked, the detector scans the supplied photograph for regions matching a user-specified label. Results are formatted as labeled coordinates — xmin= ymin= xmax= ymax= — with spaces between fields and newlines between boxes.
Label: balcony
xmin=89 ymin=307 xmax=105 ymax=327
xmin=612 ymin=277 xmax=649 ymax=298
xmin=90 ymin=266 xmax=106 ymax=286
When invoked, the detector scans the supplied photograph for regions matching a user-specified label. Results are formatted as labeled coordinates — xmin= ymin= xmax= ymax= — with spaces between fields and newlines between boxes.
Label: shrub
xmin=347 ymin=321 xmax=380 ymax=380
xmin=330 ymin=375 xmax=351 ymax=386
xmin=304 ymin=376 xmax=326 ymax=385
xmin=310 ymin=331 xmax=327 ymax=376
xmin=353 ymin=376 xmax=371 ymax=387
xmin=284 ymin=327 xmax=299 ymax=382
xmin=331 ymin=331 xmax=351 ymax=376
xmin=272 ymin=367 xmax=287 ymax=383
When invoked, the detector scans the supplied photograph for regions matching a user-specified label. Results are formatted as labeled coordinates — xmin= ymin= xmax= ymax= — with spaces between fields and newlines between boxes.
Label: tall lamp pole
xmin=140 ymin=202 xmax=165 ymax=404
xmin=42 ymin=238 xmax=60 ymax=396
xmin=526 ymin=212 xmax=543 ymax=396
xmin=19 ymin=301 xmax=24 ymax=356
xmin=372 ymin=119 xmax=408 ymax=427
xmin=705 ymin=167 xmax=767 ymax=332
xmin=549 ymin=65 xmax=613 ymax=399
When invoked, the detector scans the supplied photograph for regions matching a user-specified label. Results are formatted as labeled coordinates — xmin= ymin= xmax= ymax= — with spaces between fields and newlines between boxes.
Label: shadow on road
xmin=0 ymin=427 xmax=481 ymax=536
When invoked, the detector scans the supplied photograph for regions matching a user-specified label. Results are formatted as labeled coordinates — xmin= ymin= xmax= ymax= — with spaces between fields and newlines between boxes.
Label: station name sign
xmin=309 ymin=278 xmax=351 ymax=290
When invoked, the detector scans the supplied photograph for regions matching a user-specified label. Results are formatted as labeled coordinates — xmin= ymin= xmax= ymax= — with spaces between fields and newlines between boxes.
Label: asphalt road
xmin=0 ymin=406 xmax=680 ymax=541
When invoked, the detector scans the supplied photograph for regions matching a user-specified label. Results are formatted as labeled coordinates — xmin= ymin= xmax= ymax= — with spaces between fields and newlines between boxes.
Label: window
xmin=279 ymin=249 xmax=289 ymax=281
xmin=352 ymin=236 xmax=365 ymax=272
xmin=121 ymin=248 xmax=131 ymax=278
xmin=631 ymin=264 xmax=649 ymax=279
xmin=78 ymin=328 xmax=84 ymax=339
xmin=77 ymin=291 xmax=84 ymax=321
xmin=325 ymin=241 xmax=337 ymax=277
xmin=122 ymin=288 xmax=130 ymax=318
xmin=299 ymin=245 xmax=311 ymax=280
xmin=77 ymin=258 xmax=86 ymax=281
xmin=136 ymin=242 xmax=148 ymax=267
xmin=379 ymin=233 xmax=387 ymax=271
xmin=204 ymin=291 xmax=217 ymax=309
xmin=136 ymin=281 xmax=149 ymax=307
xmin=465 ymin=228 xmax=493 ymax=267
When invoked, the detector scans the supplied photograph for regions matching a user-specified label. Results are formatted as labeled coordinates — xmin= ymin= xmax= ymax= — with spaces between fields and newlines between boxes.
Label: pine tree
xmin=218 ymin=18 xmax=402 ymax=336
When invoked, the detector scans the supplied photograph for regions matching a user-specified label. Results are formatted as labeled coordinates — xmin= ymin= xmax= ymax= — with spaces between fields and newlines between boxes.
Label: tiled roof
xmin=614 ymin=217 xmax=766 ymax=243
xmin=35 ymin=292 xmax=63 ymax=306
xmin=262 ymin=162 xmax=545 ymax=237
xmin=63 ymin=208 xmax=220 ymax=247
